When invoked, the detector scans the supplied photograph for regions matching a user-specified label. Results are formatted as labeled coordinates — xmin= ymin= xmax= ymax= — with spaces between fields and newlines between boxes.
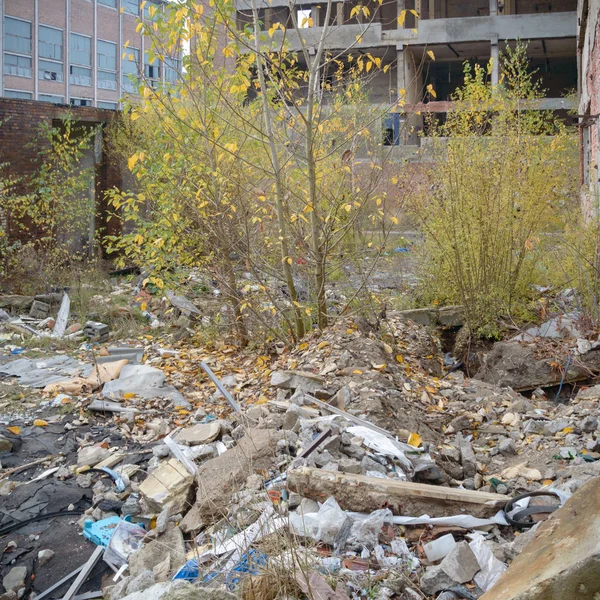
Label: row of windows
xmin=97 ymin=0 xmax=161 ymax=18
xmin=3 ymin=89 xmax=118 ymax=110
xmin=3 ymin=17 xmax=179 ymax=89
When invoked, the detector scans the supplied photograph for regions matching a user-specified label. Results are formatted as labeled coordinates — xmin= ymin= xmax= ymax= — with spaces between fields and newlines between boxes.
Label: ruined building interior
xmin=235 ymin=0 xmax=577 ymax=147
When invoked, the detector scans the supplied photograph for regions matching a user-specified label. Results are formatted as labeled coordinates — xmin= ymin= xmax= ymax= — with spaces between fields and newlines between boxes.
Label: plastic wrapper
xmin=289 ymin=497 xmax=348 ymax=546
xmin=346 ymin=508 xmax=392 ymax=550
xmin=469 ymin=535 xmax=507 ymax=592
xmin=103 ymin=520 xmax=147 ymax=568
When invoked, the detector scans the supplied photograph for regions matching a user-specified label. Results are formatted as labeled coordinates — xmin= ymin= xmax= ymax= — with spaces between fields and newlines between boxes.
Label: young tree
xmin=108 ymin=0 xmax=423 ymax=342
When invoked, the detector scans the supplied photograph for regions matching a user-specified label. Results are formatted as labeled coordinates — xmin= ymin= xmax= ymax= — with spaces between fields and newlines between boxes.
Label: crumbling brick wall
xmin=0 ymin=98 xmax=123 ymax=250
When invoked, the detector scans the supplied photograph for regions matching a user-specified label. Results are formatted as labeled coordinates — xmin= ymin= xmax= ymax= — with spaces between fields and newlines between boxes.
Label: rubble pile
xmin=2 ymin=299 xmax=600 ymax=599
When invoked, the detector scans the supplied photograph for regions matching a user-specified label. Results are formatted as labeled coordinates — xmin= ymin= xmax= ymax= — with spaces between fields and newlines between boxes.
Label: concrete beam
xmin=402 ymin=96 xmax=577 ymax=113
xmin=406 ymin=12 xmax=576 ymax=44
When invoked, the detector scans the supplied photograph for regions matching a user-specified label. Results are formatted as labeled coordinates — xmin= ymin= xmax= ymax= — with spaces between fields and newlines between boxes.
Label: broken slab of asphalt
xmin=481 ymin=477 xmax=600 ymax=600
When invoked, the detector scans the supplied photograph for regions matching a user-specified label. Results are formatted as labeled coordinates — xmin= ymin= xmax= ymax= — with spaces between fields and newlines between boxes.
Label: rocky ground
xmin=1 ymin=284 xmax=600 ymax=600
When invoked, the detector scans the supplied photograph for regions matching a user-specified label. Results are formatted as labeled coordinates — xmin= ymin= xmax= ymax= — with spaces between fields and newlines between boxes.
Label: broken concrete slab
xmin=287 ymin=468 xmax=504 ymax=518
xmin=511 ymin=313 xmax=582 ymax=342
xmin=175 ymin=422 xmax=220 ymax=446
xmin=129 ymin=527 xmax=186 ymax=578
xmin=420 ymin=565 xmax=458 ymax=596
xmin=440 ymin=541 xmax=480 ymax=584
xmin=270 ymin=370 xmax=326 ymax=394
xmin=394 ymin=306 xmax=464 ymax=328
xmin=180 ymin=428 xmax=283 ymax=530
xmin=481 ymin=477 xmax=600 ymax=600
xmin=139 ymin=458 xmax=194 ymax=513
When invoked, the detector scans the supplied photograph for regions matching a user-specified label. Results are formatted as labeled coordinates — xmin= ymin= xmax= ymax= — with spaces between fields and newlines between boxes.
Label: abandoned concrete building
xmin=236 ymin=0 xmax=577 ymax=146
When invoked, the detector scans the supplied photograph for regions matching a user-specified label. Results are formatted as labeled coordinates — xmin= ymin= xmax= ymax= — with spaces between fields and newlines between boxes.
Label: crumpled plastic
xmin=345 ymin=426 xmax=414 ymax=475
xmin=346 ymin=508 xmax=392 ymax=550
xmin=103 ymin=520 xmax=147 ymax=568
xmin=469 ymin=535 xmax=507 ymax=592
xmin=289 ymin=497 xmax=349 ymax=546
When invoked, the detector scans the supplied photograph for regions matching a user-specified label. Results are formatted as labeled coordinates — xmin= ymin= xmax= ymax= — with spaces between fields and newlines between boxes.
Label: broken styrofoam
xmin=53 ymin=293 xmax=70 ymax=337
xmin=423 ymin=534 xmax=457 ymax=562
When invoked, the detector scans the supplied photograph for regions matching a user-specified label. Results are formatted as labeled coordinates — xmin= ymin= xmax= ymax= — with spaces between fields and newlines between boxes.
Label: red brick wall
xmin=0 ymin=98 xmax=123 ymax=249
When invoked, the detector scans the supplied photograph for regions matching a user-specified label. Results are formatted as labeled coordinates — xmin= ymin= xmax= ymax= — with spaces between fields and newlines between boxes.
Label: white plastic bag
xmin=346 ymin=508 xmax=392 ymax=550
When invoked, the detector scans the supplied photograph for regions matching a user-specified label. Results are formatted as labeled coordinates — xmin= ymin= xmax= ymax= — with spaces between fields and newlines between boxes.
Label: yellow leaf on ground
xmin=373 ymin=363 xmax=387 ymax=371
xmin=396 ymin=355 xmax=404 ymax=363
xmin=6 ymin=426 xmax=20 ymax=435
xmin=317 ymin=341 xmax=330 ymax=350
xmin=33 ymin=419 xmax=48 ymax=427
xmin=562 ymin=427 xmax=574 ymax=434
xmin=256 ymin=395 xmax=269 ymax=405
xmin=298 ymin=342 xmax=309 ymax=351
xmin=407 ymin=433 xmax=422 ymax=447
xmin=123 ymin=392 xmax=136 ymax=399
xmin=352 ymin=369 xmax=363 ymax=375
xmin=426 ymin=386 xmax=437 ymax=394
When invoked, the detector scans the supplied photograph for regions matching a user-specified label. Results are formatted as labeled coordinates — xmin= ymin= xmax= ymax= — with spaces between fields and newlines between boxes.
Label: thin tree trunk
xmin=250 ymin=0 xmax=305 ymax=340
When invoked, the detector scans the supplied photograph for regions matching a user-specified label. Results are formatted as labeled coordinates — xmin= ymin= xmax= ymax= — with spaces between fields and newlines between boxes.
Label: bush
xmin=410 ymin=43 xmax=578 ymax=334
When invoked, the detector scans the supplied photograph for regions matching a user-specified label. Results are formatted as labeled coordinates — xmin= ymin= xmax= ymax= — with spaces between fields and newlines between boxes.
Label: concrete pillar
xmin=429 ymin=0 xmax=435 ymax=19
xmin=397 ymin=0 xmax=405 ymax=28
xmin=396 ymin=46 xmax=422 ymax=144
xmin=490 ymin=34 xmax=499 ymax=87
xmin=337 ymin=2 xmax=344 ymax=25
xmin=489 ymin=0 xmax=497 ymax=16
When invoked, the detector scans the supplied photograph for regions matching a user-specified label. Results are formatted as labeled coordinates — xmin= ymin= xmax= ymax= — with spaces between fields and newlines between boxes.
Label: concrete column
xmin=429 ymin=0 xmax=435 ymax=19
xmin=396 ymin=46 xmax=422 ymax=144
xmin=490 ymin=34 xmax=499 ymax=87
xmin=489 ymin=0 xmax=497 ymax=16
xmin=336 ymin=2 xmax=344 ymax=25
xmin=396 ymin=0 xmax=405 ymax=28
xmin=310 ymin=6 xmax=319 ymax=27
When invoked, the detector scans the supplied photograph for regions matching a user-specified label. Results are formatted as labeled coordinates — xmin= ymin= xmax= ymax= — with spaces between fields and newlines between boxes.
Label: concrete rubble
xmin=2 ymin=296 xmax=600 ymax=600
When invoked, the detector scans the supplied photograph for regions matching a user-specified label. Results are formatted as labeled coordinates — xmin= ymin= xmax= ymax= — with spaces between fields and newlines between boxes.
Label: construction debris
xmin=3 ymin=298 xmax=600 ymax=599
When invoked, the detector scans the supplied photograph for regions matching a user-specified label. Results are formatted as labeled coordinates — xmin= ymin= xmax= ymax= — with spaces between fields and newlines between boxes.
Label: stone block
xmin=139 ymin=458 xmax=194 ymax=513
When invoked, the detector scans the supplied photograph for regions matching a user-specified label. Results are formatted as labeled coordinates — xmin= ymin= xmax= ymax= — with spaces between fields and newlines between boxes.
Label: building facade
xmin=237 ymin=0 xmax=577 ymax=145
xmin=578 ymin=0 xmax=600 ymax=217
xmin=0 ymin=0 xmax=178 ymax=109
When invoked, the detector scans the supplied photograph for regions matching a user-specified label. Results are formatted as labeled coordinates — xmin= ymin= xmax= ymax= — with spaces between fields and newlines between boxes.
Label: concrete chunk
xmin=481 ymin=478 xmax=600 ymax=600
xmin=139 ymin=458 xmax=194 ymax=513
xmin=440 ymin=541 xmax=480 ymax=584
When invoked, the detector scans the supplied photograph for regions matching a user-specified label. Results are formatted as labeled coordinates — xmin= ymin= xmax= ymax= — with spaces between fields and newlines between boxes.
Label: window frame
xmin=123 ymin=0 xmax=140 ymax=16
xmin=4 ymin=16 xmax=32 ymax=55
xmin=39 ymin=93 xmax=65 ymax=104
xmin=38 ymin=24 xmax=63 ymax=61
xmin=4 ymin=53 xmax=32 ymax=78
xmin=98 ymin=0 xmax=118 ymax=8
xmin=97 ymin=39 xmax=118 ymax=90
xmin=3 ymin=89 xmax=33 ymax=100
xmin=69 ymin=32 xmax=92 ymax=87
xmin=121 ymin=46 xmax=140 ymax=92
xmin=69 ymin=97 xmax=92 ymax=107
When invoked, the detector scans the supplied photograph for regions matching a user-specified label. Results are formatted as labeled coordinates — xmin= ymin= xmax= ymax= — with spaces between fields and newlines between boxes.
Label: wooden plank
xmin=288 ymin=467 xmax=505 ymax=519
